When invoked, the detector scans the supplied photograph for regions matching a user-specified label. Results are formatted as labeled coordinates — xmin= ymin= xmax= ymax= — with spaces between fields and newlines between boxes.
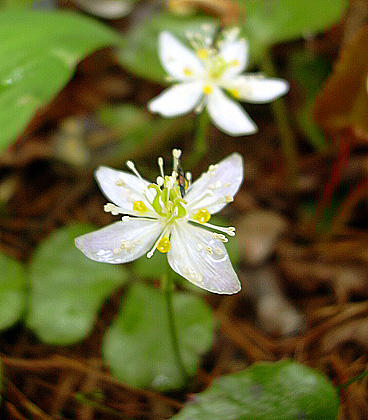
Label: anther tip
xmin=126 ymin=160 xmax=134 ymax=169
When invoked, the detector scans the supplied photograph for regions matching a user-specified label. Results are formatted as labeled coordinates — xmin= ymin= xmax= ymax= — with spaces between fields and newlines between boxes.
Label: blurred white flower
xmin=148 ymin=27 xmax=289 ymax=136
xmin=75 ymin=150 xmax=243 ymax=294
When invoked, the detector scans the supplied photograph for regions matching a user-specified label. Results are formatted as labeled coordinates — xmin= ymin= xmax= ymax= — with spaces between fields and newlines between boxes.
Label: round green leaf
xmin=0 ymin=10 xmax=120 ymax=152
xmin=103 ymin=282 xmax=215 ymax=391
xmin=0 ymin=253 xmax=27 ymax=330
xmin=172 ymin=360 xmax=339 ymax=420
xmin=27 ymin=224 xmax=127 ymax=345
xmin=118 ymin=12 xmax=214 ymax=83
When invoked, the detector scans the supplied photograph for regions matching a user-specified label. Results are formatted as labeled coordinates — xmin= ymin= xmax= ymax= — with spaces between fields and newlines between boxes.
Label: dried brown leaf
xmin=314 ymin=25 xmax=368 ymax=139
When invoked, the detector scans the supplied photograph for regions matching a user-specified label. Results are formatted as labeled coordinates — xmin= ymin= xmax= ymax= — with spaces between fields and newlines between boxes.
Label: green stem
xmin=337 ymin=370 xmax=368 ymax=390
xmin=162 ymin=262 xmax=189 ymax=382
xmin=260 ymin=50 xmax=298 ymax=189
xmin=185 ymin=111 xmax=210 ymax=168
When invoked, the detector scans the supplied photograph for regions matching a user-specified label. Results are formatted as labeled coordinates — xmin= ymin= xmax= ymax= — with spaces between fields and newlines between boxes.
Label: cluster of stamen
xmin=103 ymin=149 xmax=237 ymax=262
xmin=183 ymin=25 xmax=243 ymax=97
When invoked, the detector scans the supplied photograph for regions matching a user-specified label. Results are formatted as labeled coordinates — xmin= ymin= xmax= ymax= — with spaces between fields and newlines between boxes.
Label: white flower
xmin=75 ymin=150 xmax=243 ymax=294
xmin=148 ymin=27 xmax=289 ymax=136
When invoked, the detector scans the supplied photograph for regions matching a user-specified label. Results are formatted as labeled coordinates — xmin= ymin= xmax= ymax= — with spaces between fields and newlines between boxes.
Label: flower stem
xmin=185 ymin=111 xmax=210 ymax=168
xmin=260 ymin=50 xmax=298 ymax=189
xmin=304 ymin=128 xmax=354 ymax=239
xmin=162 ymin=263 xmax=189 ymax=383
xmin=337 ymin=369 xmax=368 ymax=390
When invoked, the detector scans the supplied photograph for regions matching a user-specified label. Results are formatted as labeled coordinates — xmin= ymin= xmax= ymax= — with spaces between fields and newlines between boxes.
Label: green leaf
xmin=0 ymin=253 xmax=27 ymax=330
xmin=0 ymin=10 xmax=120 ymax=153
xmin=240 ymin=0 xmax=347 ymax=53
xmin=27 ymin=224 xmax=126 ymax=345
xmin=118 ymin=12 xmax=214 ymax=83
xmin=103 ymin=282 xmax=215 ymax=391
xmin=173 ymin=360 xmax=339 ymax=420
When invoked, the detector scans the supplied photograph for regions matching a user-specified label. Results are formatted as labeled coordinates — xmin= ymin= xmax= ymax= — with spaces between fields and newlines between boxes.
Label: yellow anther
xmin=194 ymin=208 xmax=211 ymax=224
xmin=183 ymin=66 xmax=193 ymax=76
xmin=157 ymin=237 xmax=171 ymax=253
xmin=133 ymin=200 xmax=147 ymax=213
xmin=202 ymin=85 xmax=213 ymax=95
xmin=229 ymin=88 xmax=240 ymax=99
xmin=196 ymin=48 xmax=209 ymax=60
xmin=231 ymin=59 xmax=240 ymax=67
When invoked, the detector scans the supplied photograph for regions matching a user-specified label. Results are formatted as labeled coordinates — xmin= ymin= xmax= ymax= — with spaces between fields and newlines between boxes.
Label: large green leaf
xmin=103 ymin=282 xmax=215 ymax=391
xmin=0 ymin=253 xmax=27 ymax=330
xmin=0 ymin=10 xmax=120 ymax=153
xmin=27 ymin=224 xmax=126 ymax=345
xmin=240 ymin=0 xmax=347 ymax=54
xmin=173 ymin=360 xmax=339 ymax=420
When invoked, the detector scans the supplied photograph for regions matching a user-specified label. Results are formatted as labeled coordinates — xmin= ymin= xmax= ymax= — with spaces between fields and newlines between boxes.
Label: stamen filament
xmin=147 ymin=227 xmax=171 ymax=258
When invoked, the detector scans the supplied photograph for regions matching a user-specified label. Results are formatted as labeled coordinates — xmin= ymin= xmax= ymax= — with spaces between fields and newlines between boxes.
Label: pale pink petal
xmin=185 ymin=153 xmax=244 ymax=215
xmin=168 ymin=223 xmax=241 ymax=294
xmin=95 ymin=166 xmax=153 ymax=215
xmin=75 ymin=219 xmax=162 ymax=264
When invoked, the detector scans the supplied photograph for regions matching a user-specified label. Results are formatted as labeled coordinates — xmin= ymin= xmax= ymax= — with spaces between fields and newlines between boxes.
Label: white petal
xmin=206 ymin=88 xmax=257 ymax=136
xmin=75 ymin=219 xmax=162 ymax=264
xmin=148 ymin=82 xmax=203 ymax=117
xmin=168 ymin=223 xmax=241 ymax=294
xmin=225 ymin=75 xmax=289 ymax=103
xmin=185 ymin=152 xmax=244 ymax=215
xmin=219 ymin=38 xmax=248 ymax=78
xmin=159 ymin=32 xmax=204 ymax=80
xmin=95 ymin=166 xmax=153 ymax=215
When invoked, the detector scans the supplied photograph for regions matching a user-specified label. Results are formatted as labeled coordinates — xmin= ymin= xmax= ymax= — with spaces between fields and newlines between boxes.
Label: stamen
xmin=147 ymin=228 xmax=170 ymax=258
xmin=194 ymin=208 xmax=211 ymax=224
xmin=157 ymin=176 xmax=164 ymax=187
xmin=183 ymin=66 xmax=193 ymax=76
xmin=172 ymin=149 xmax=182 ymax=172
xmin=206 ymin=246 xmax=213 ymax=255
xmin=133 ymin=201 xmax=148 ymax=213
xmin=191 ymin=220 xmax=236 ymax=236
xmin=212 ymin=232 xmax=228 ymax=243
xmin=197 ymin=48 xmax=209 ymax=60
xmin=157 ymin=236 xmax=171 ymax=253
xmin=104 ymin=203 xmax=123 ymax=215
xmin=185 ymin=172 xmax=192 ymax=187
xmin=203 ymin=85 xmax=213 ymax=95
xmin=158 ymin=157 xmax=164 ymax=178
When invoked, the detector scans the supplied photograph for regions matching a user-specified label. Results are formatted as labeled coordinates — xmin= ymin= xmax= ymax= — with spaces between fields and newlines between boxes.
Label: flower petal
xmin=185 ymin=152 xmax=244 ymax=215
xmin=75 ymin=219 xmax=162 ymax=264
xmin=219 ymin=37 xmax=248 ymax=78
xmin=225 ymin=75 xmax=289 ymax=103
xmin=206 ymin=87 xmax=257 ymax=136
xmin=148 ymin=82 xmax=203 ymax=117
xmin=95 ymin=166 xmax=153 ymax=215
xmin=159 ymin=31 xmax=204 ymax=80
xmin=168 ymin=223 xmax=241 ymax=294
